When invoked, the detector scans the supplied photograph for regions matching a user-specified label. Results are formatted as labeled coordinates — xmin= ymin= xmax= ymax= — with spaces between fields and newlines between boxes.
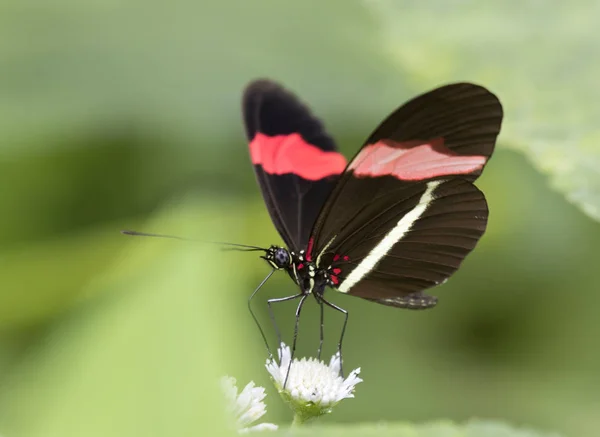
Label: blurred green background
xmin=1 ymin=1 xmax=599 ymax=436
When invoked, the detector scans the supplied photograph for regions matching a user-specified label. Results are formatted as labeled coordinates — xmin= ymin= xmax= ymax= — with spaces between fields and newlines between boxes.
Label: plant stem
xmin=292 ymin=413 xmax=306 ymax=427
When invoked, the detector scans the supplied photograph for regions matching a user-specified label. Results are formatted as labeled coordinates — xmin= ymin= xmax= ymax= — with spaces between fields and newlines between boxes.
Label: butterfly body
xmin=263 ymin=245 xmax=332 ymax=298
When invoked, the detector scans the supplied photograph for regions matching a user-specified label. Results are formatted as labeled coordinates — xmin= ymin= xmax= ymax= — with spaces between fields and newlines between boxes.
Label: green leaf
xmin=365 ymin=0 xmax=600 ymax=221
xmin=0 ymin=223 xmax=130 ymax=329
xmin=266 ymin=420 xmax=563 ymax=437
xmin=0 ymin=198 xmax=269 ymax=329
xmin=0 ymin=202 xmax=243 ymax=437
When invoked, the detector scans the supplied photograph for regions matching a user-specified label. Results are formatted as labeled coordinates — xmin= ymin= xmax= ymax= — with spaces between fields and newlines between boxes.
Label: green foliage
xmin=365 ymin=0 xmax=600 ymax=222
xmin=0 ymin=205 xmax=234 ymax=437
xmin=0 ymin=1 xmax=598 ymax=437
xmin=0 ymin=0 xmax=386 ymax=149
xmin=277 ymin=421 xmax=563 ymax=437
xmin=2 ymin=0 xmax=598 ymax=220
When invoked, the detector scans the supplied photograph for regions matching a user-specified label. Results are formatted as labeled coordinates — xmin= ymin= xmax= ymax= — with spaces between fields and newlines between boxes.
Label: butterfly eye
xmin=274 ymin=248 xmax=290 ymax=268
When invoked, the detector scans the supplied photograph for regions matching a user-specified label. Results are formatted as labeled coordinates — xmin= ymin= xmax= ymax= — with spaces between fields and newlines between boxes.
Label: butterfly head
xmin=263 ymin=245 xmax=292 ymax=270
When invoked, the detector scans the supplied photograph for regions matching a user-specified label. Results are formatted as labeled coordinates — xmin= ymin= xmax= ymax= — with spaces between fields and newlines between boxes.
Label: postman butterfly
xmin=243 ymin=79 xmax=503 ymax=369
xmin=122 ymin=79 xmax=503 ymax=377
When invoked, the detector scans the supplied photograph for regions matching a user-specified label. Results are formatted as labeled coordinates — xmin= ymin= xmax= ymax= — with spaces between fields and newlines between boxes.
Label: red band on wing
xmin=305 ymin=237 xmax=314 ymax=262
xmin=349 ymin=138 xmax=487 ymax=181
xmin=249 ymin=133 xmax=347 ymax=180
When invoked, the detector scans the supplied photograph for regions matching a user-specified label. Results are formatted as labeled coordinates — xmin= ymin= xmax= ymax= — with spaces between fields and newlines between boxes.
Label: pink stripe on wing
xmin=249 ymin=133 xmax=347 ymax=180
xmin=350 ymin=138 xmax=486 ymax=181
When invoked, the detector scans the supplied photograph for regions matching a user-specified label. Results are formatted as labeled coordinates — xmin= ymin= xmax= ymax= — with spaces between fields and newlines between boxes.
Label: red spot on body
xmin=297 ymin=263 xmax=304 ymax=270
xmin=305 ymin=237 xmax=314 ymax=262
xmin=332 ymin=268 xmax=342 ymax=275
xmin=349 ymin=138 xmax=486 ymax=181
xmin=333 ymin=254 xmax=340 ymax=262
xmin=343 ymin=255 xmax=350 ymax=261
xmin=249 ymin=133 xmax=347 ymax=180
xmin=330 ymin=275 xmax=339 ymax=285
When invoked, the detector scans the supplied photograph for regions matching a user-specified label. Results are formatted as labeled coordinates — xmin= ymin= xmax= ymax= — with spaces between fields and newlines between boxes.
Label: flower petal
xmin=222 ymin=376 xmax=271 ymax=431
xmin=265 ymin=342 xmax=362 ymax=414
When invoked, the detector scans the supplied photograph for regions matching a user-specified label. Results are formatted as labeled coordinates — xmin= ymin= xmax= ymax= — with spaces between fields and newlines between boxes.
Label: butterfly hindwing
xmin=309 ymin=83 xmax=502 ymax=307
xmin=243 ymin=79 xmax=347 ymax=251
xmin=329 ymin=179 xmax=488 ymax=301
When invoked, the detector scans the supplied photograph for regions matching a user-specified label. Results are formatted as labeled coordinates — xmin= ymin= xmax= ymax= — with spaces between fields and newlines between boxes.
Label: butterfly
xmin=243 ymin=79 xmax=503 ymax=365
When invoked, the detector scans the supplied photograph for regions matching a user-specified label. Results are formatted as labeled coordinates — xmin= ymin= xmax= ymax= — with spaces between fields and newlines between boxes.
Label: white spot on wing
xmin=338 ymin=180 xmax=443 ymax=293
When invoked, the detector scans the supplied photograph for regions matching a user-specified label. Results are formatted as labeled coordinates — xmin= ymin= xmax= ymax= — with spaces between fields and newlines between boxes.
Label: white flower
xmin=265 ymin=343 xmax=362 ymax=422
xmin=221 ymin=376 xmax=278 ymax=433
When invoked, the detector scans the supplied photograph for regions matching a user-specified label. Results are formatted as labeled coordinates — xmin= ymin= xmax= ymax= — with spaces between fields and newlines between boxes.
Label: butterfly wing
xmin=308 ymin=83 xmax=503 ymax=308
xmin=243 ymin=79 xmax=347 ymax=251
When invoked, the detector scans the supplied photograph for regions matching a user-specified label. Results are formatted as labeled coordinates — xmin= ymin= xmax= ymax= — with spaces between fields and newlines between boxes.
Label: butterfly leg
xmin=318 ymin=298 xmax=324 ymax=360
xmin=247 ymin=270 xmax=276 ymax=357
xmin=282 ymin=293 xmax=309 ymax=389
xmin=267 ymin=292 xmax=304 ymax=354
xmin=312 ymin=293 xmax=325 ymax=360
xmin=320 ymin=297 xmax=348 ymax=377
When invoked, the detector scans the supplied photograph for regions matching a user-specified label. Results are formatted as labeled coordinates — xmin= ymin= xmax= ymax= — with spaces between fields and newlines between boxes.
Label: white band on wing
xmin=338 ymin=180 xmax=443 ymax=294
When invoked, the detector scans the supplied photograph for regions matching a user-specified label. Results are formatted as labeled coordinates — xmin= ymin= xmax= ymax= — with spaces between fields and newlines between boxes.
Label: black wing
xmin=243 ymin=79 xmax=347 ymax=251
xmin=307 ymin=83 xmax=503 ymax=308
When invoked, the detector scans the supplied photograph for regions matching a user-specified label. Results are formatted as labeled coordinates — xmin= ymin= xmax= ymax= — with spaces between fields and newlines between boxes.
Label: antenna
xmin=121 ymin=229 xmax=266 ymax=251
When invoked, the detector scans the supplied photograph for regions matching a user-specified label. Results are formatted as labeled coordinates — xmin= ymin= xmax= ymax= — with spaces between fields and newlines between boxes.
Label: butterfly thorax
xmin=263 ymin=245 xmax=331 ymax=296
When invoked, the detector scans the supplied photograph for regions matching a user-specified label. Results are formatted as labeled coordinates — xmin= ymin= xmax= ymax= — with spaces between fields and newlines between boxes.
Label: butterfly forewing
xmin=243 ymin=79 xmax=347 ymax=251
xmin=309 ymin=83 xmax=503 ymax=307
xmin=360 ymin=82 xmax=501 ymax=180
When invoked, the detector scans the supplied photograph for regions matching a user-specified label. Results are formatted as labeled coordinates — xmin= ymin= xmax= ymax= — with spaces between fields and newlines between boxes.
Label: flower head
xmin=265 ymin=343 xmax=362 ymax=422
xmin=221 ymin=376 xmax=278 ymax=433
